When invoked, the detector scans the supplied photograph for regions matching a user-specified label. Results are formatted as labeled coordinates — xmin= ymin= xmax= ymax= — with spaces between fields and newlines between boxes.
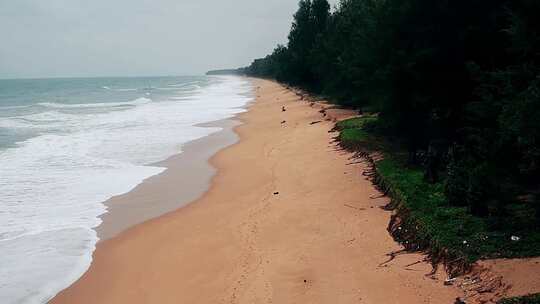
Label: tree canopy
xmin=243 ymin=0 xmax=540 ymax=220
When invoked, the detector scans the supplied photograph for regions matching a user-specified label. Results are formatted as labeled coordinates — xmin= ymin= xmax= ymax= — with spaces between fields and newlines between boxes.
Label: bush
xmin=498 ymin=294 xmax=540 ymax=304
xmin=337 ymin=116 xmax=540 ymax=265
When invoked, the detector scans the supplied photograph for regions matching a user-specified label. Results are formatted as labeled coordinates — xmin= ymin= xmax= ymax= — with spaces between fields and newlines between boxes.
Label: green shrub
xmin=498 ymin=294 xmax=540 ymax=304
xmin=340 ymin=129 xmax=369 ymax=148
xmin=338 ymin=116 xmax=540 ymax=263
xmin=336 ymin=116 xmax=378 ymax=130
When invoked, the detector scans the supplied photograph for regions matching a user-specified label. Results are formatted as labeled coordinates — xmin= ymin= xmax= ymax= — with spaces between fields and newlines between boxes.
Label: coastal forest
xmin=240 ymin=0 xmax=540 ymax=284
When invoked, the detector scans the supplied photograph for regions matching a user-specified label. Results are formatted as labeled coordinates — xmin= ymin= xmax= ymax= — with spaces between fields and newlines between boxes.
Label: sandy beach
xmin=50 ymin=78 xmax=468 ymax=303
xmin=5 ymin=0 xmax=539 ymax=302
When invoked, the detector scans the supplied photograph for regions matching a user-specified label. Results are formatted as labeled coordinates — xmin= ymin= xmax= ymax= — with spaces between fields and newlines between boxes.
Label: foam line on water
xmin=37 ymin=97 xmax=151 ymax=109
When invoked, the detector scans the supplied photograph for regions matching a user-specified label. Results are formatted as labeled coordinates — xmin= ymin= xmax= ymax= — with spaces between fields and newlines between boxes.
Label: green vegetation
xmin=499 ymin=294 xmax=540 ymax=304
xmin=335 ymin=116 xmax=377 ymax=130
xmin=206 ymin=69 xmax=243 ymax=76
xmin=336 ymin=116 xmax=379 ymax=150
xmin=339 ymin=129 xmax=369 ymax=149
xmin=241 ymin=0 xmax=540 ymax=262
xmin=337 ymin=117 xmax=540 ymax=269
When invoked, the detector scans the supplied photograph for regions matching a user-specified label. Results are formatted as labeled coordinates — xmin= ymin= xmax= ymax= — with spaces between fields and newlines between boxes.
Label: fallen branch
xmin=405 ymin=260 xmax=425 ymax=268
xmin=378 ymin=249 xmax=408 ymax=267
xmin=344 ymin=204 xmax=365 ymax=211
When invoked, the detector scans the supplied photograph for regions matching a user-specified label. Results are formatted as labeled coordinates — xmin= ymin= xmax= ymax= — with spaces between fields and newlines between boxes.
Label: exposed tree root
xmin=378 ymin=249 xmax=409 ymax=267
xmin=335 ymin=136 xmax=473 ymax=279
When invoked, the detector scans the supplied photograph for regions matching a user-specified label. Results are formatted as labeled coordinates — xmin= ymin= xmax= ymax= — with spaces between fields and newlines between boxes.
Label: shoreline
xmin=96 ymin=76 xmax=254 ymax=240
xmin=97 ymin=117 xmax=243 ymax=240
xmin=51 ymin=79 xmax=463 ymax=303
xmin=0 ymin=76 xmax=255 ymax=304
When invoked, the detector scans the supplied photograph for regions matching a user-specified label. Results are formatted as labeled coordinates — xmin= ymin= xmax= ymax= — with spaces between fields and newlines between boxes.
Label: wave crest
xmin=37 ymin=97 xmax=152 ymax=109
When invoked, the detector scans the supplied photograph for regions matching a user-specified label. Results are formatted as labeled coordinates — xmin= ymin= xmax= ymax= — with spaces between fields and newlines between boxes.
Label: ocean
xmin=0 ymin=75 xmax=253 ymax=303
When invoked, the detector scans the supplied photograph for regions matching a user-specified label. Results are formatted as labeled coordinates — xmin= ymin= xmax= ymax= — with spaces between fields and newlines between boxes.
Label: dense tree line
xmin=243 ymin=0 xmax=540 ymax=220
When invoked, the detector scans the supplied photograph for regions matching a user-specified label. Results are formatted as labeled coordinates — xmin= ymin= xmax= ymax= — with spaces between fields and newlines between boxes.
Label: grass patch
xmin=377 ymin=157 xmax=489 ymax=264
xmin=339 ymin=128 xmax=370 ymax=149
xmin=336 ymin=116 xmax=378 ymax=130
xmin=336 ymin=116 xmax=384 ymax=151
xmin=498 ymin=294 xmax=540 ymax=304
xmin=336 ymin=116 xmax=540 ymax=272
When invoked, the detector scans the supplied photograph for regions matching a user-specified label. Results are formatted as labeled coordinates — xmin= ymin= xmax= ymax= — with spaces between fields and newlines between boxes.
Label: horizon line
xmin=0 ymin=73 xmax=213 ymax=81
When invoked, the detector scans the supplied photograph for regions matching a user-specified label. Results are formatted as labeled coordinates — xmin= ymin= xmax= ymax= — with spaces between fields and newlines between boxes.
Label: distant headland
xmin=206 ymin=69 xmax=245 ymax=76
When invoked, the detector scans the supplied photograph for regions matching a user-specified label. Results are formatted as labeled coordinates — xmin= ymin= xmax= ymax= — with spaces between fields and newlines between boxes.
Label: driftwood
xmin=344 ymin=204 xmax=366 ymax=211
xmin=378 ymin=249 xmax=409 ymax=267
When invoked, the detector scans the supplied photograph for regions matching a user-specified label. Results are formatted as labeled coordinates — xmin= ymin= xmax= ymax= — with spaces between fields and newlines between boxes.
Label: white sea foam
xmin=0 ymin=104 xmax=32 ymax=110
xmin=0 ymin=76 xmax=253 ymax=303
xmin=167 ymin=81 xmax=199 ymax=88
xmin=115 ymin=88 xmax=138 ymax=92
xmin=38 ymin=97 xmax=151 ymax=109
xmin=0 ymin=111 xmax=78 ymax=130
xmin=155 ymin=87 xmax=182 ymax=91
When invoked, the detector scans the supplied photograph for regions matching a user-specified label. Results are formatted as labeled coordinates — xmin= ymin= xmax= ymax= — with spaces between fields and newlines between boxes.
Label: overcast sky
xmin=0 ymin=0 xmax=338 ymax=79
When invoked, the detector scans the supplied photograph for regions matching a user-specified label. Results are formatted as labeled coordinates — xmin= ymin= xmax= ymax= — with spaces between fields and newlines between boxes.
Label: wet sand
xmin=98 ymin=118 xmax=241 ymax=239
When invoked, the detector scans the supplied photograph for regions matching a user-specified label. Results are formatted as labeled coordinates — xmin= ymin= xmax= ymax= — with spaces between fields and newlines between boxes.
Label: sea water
xmin=0 ymin=75 xmax=253 ymax=303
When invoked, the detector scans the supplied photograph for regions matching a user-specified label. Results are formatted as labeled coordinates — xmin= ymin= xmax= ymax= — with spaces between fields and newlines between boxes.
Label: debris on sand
xmin=454 ymin=297 xmax=466 ymax=304
xmin=444 ymin=278 xmax=457 ymax=286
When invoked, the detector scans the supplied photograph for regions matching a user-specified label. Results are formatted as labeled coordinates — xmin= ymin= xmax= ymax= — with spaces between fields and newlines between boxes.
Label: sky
xmin=0 ymin=0 xmax=339 ymax=79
